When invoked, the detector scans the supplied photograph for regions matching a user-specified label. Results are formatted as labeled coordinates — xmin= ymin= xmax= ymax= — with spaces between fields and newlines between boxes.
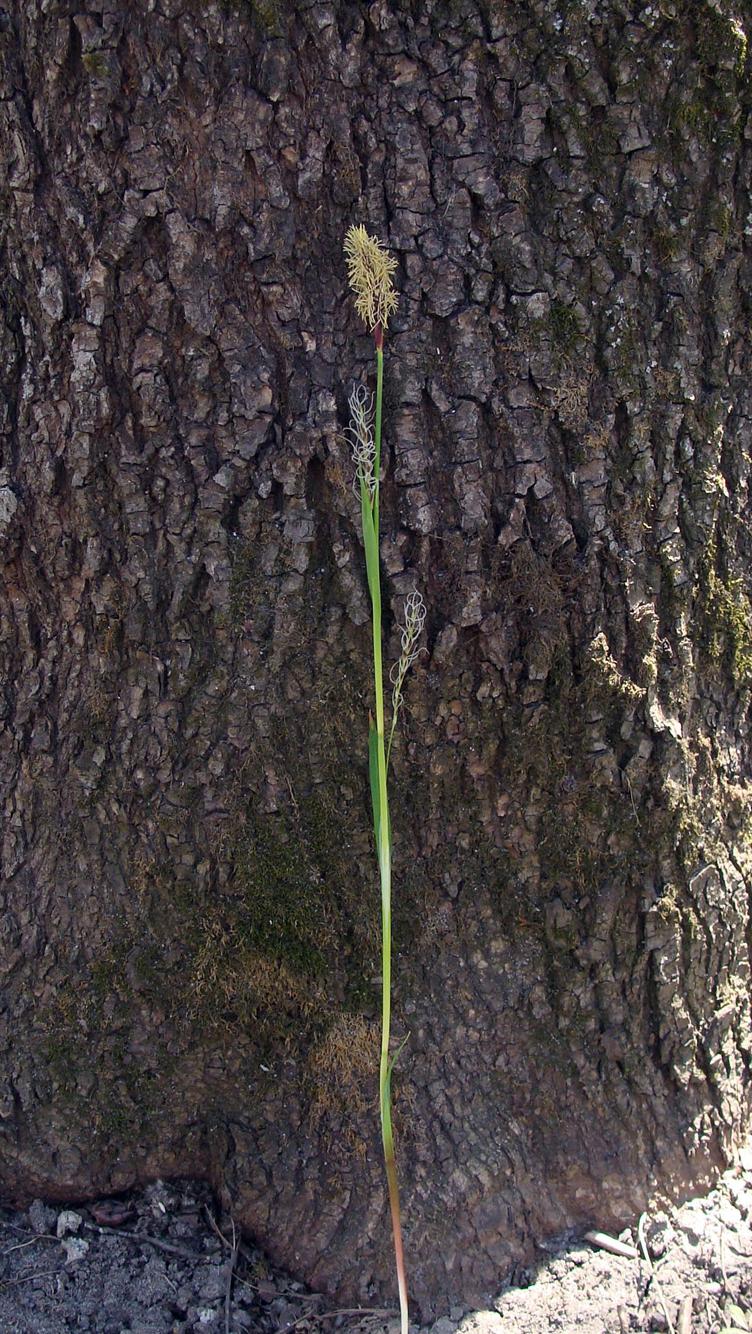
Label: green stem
xmin=368 ymin=339 xmax=408 ymax=1334
xmin=374 ymin=344 xmax=383 ymax=533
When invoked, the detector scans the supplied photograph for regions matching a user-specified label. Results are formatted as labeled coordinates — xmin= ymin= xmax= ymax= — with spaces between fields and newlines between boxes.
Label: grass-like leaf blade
xmin=360 ymin=482 xmax=381 ymax=612
xmin=368 ymin=713 xmax=381 ymax=849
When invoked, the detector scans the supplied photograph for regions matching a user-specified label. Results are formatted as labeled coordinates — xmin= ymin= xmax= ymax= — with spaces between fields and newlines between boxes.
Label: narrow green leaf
xmin=368 ymin=714 xmax=381 ymax=848
xmin=361 ymin=488 xmax=380 ymax=610
xmin=385 ymin=1033 xmax=409 ymax=1103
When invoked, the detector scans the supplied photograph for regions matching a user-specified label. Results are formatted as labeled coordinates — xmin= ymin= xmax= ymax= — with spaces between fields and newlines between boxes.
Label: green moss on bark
xmin=697 ymin=539 xmax=752 ymax=687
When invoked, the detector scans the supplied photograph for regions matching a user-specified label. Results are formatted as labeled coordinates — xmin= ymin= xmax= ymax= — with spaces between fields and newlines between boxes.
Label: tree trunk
xmin=1 ymin=0 xmax=751 ymax=1316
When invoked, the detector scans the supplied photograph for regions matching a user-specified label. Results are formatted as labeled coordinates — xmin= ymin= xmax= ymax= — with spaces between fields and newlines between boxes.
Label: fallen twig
xmin=0 ymin=1223 xmax=58 ymax=1240
xmin=584 ymin=1229 xmax=639 ymax=1259
xmin=1 ymin=1235 xmax=58 ymax=1257
xmin=282 ymin=1307 xmax=396 ymax=1332
xmin=81 ymin=1221 xmax=199 ymax=1262
xmin=204 ymin=1204 xmax=231 ymax=1250
xmin=0 ymin=1268 xmax=62 ymax=1289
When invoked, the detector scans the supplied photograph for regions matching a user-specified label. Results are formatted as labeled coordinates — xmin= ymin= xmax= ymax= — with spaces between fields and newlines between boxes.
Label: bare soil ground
xmin=2 ymin=1150 xmax=752 ymax=1333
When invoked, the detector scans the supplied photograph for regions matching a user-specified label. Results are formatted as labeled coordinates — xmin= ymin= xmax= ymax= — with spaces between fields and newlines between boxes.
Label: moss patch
xmin=221 ymin=0 xmax=287 ymax=34
xmin=39 ymin=970 xmax=174 ymax=1145
xmin=697 ymin=539 xmax=752 ymax=686
xmin=586 ymin=632 xmax=646 ymax=704
xmin=696 ymin=3 xmax=748 ymax=80
xmin=548 ymin=301 xmax=582 ymax=354
xmin=668 ymin=3 xmax=748 ymax=150
xmin=81 ymin=52 xmax=110 ymax=79
xmin=232 ymin=812 xmax=331 ymax=974
xmin=98 ymin=778 xmax=380 ymax=1057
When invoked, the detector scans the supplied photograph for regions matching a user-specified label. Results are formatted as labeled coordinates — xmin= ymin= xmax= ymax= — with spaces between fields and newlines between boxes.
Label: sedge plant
xmin=343 ymin=224 xmax=426 ymax=1334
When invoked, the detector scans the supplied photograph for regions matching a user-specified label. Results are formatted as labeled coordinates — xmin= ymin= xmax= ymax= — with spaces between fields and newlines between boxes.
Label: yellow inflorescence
xmin=344 ymin=224 xmax=399 ymax=331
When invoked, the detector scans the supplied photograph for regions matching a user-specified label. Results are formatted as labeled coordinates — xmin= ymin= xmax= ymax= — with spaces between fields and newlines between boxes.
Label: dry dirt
xmin=3 ymin=1150 xmax=752 ymax=1333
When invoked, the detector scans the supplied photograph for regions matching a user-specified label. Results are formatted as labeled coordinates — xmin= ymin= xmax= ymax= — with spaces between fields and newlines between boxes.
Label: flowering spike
xmin=344 ymin=225 xmax=399 ymax=333
xmin=390 ymin=589 xmax=427 ymax=726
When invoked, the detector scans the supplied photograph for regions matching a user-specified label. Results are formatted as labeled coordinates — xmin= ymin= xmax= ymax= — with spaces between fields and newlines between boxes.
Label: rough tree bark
xmin=1 ymin=0 xmax=752 ymax=1317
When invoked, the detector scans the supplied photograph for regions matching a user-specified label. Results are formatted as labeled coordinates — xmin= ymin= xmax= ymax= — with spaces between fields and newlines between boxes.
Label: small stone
xmin=56 ymin=1210 xmax=83 ymax=1238
xmin=675 ymin=1202 xmax=707 ymax=1244
xmin=231 ymin=1311 xmax=253 ymax=1331
xmin=719 ymin=1201 xmax=743 ymax=1229
xmin=27 ymin=1199 xmax=56 ymax=1234
xmin=194 ymin=1262 xmax=225 ymax=1303
xmin=457 ymin=1315 xmax=504 ymax=1333
xmin=61 ymin=1236 xmax=89 ymax=1263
